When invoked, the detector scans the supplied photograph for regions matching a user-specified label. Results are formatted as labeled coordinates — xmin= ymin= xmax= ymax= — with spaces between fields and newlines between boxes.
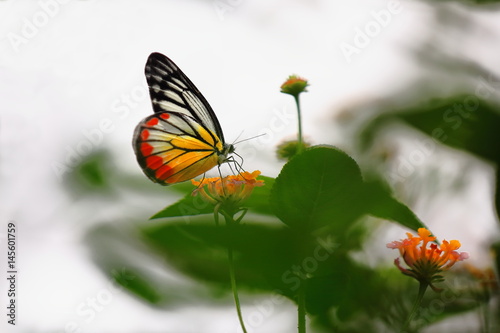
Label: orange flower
xmin=464 ymin=264 xmax=499 ymax=292
xmin=387 ymin=228 xmax=469 ymax=291
xmin=192 ymin=171 xmax=264 ymax=212
xmin=280 ymin=75 xmax=309 ymax=97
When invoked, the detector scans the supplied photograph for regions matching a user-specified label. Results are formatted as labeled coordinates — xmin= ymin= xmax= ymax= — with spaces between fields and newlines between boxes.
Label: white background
xmin=1 ymin=0 xmax=500 ymax=332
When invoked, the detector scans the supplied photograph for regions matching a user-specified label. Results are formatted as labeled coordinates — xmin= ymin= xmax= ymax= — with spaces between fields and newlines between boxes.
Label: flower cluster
xmin=280 ymin=75 xmax=309 ymax=97
xmin=464 ymin=264 xmax=498 ymax=292
xmin=387 ymin=228 xmax=469 ymax=291
xmin=276 ymin=139 xmax=310 ymax=160
xmin=191 ymin=170 xmax=264 ymax=213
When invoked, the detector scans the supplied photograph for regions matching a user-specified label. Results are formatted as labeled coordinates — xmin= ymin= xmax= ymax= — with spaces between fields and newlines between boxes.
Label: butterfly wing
xmin=133 ymin=52 xmax=233 ymax=185
xmin=133 ymin=111 xmax=224 ymax=185
xmin=145 ymin=52 xmax=225 ymax=144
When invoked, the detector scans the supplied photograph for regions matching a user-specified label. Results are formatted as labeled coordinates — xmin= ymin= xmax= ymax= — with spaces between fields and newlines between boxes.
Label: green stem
xmin=228 ymin=246 xmax=247 ymax=333
xmin=298 ymin=281 xmax=306 ymax=333
xmin=479 ymin=292 xmax=491 ymax=333
xmin=213 ymin=204 xmax=221 ymax=226
xmin=224 ymin=214 xmax=248 ymax=333
xmin=294 ymin=95 xmax=303 ymax=154
xmin=403 ymin=282 xmax=428 ymax=332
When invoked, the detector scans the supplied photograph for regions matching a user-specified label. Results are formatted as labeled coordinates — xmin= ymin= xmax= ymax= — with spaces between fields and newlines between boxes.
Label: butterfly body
xmin=133 ymin=53 xmax=234 ymax=185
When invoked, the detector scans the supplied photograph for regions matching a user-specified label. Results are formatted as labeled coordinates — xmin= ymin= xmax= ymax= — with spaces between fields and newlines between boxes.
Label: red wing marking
xmin=146 ymin=155 xmax=164 ymax=169
xmin=146 ymin=118 xmax=159 ymax=126
xmin=141 ymin=129 xmax=150 ymax=140
xmin=140 ymin=143 xmax=154 ymax=156
xmin=156 ymin=164 xmax=174 ymax=180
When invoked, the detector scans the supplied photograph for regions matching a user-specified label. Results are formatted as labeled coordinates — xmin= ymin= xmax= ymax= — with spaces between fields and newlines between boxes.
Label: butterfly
xmin=132 ymin=52 xmax=235 ymax=185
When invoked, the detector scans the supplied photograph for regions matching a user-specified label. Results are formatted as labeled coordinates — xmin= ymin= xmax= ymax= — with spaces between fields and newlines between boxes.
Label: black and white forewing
xmin=145 ymin=52 xmax=225 ymax=143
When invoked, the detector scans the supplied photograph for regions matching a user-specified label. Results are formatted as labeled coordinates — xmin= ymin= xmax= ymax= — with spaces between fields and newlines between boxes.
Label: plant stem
xmin=228 ymin=246 xmax=247 ymax=333
xmin=298 ymin=280 xmax=306 ymax=333
xmin=224 ymin=214 xmax=248 ymax=333
xmin=403 ymin=282 xmax=428 ymax=332
xmin=479 ymin=296 xmax=491 ymax=333
xmin=294 ymin=95 xmax=303 ymax=154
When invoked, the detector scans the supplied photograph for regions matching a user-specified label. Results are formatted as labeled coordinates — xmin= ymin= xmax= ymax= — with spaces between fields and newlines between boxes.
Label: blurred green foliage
xmin=71 ymin=137 xmax=498 ymax=331
xmin=359 ymin=95 xmax=500 ymax=220
xmin=68 ymin=6 xmax=500 ymax=326
xmin=135 ymin=146 xmax=477 ymax=332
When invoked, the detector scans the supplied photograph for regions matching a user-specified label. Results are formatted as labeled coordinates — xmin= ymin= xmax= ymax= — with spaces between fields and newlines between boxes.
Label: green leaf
xmin=85 ymin=222 xmax=232 ymax=308
xmin=64 ymin=149 xmax=113 ymax=196
xmin=270 ymin=145 xmax=426 ymax=232
xmin=360 ymin=95 xmax=500 ymax=162
xmin=270 ymin=145 xmax=364 ymax=231
xmin=113 ymin=268 xmax=162 ymax=304
xmin=359 ymin=94 xmax=500 ymax=219
xmin=362 ymin=180 xmax=427 ymax=231
xmin=150 ymin=192 xmax=214 ymax=219
xmin=142 ymin=219 xmax=301 ymax=291
xmin=239 ymin=176 xmax=275 ymax=215
xmin=168 ymin=180 xmax=199 ymax=194
xmin=141 ymin=218 xmax=367 ymax=299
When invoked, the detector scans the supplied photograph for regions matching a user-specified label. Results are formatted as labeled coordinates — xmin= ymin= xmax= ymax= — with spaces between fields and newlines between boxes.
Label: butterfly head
xmin=218 ymin=143 xmax=235 ymax=165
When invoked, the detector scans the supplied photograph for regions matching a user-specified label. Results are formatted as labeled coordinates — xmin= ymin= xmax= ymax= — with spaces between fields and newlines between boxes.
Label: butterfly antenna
xmin=233 ymin=133 xmax=266 ymax=146
xmin=231 ymin=131 xmax=245 ymax=145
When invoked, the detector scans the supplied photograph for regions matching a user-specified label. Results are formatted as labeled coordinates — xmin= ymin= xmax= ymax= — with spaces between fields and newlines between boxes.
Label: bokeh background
xmin=1 ymin=0 xmax=500 ymax=332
